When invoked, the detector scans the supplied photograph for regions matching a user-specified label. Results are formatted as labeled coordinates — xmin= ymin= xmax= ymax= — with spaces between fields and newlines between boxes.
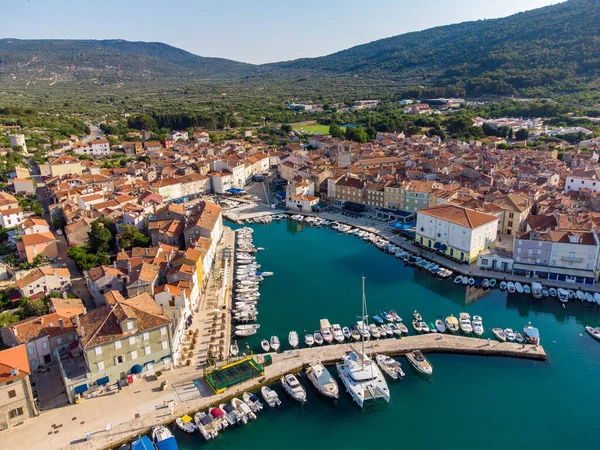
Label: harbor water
xmin=176 ymin=219 xmax=600 ymax=450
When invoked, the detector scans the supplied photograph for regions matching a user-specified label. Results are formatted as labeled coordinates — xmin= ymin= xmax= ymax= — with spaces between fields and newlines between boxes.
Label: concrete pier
xmin=71 ymin=334 xmax=545 ymax=450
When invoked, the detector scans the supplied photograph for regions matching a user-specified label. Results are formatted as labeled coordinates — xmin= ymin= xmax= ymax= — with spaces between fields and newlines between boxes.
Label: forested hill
xmin=1 ymin=0 xmax=599 ymax=100
xmin=265 ymin=0 xmax=600 ymax=97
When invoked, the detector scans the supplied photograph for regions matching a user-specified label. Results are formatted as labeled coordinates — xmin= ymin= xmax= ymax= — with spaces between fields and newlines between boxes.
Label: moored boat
xmin=175 ymin=415 xmax=197 ymax=434
xmin=306 ymin=360 xmax=339 ymax=399
xmin=500 ymin=281 xmax=507 ymax=290
xmin=270 ymin=336 xmax=280 ymax=351
xmin=507 ymin=282 xmax=516 ymax=293
xmin=504 ymin=328 xmax=516 ymax=341
xmin=288 ymin=331 xmax=299 ymax=348
xmin=492 ymin=328 xmax=506 ymax=342
xmin=342 ymin=326 xmax=352 ymax=340
xmin=435 ymin=319 xmax=446 ymax=333
xmin=406 ymin=350 xmax=433 ymax=376
xmin=515 ymin=282 xmax=524 ymax=293
xmin=304 ymin=333 xmax=314 ymax=347
xmin=194 ymin=412 xmax=219 ymax=440
xmin=585 ymin=326 xmax=600 ymax=342
xmin=445 ymin=315 xmax=459 ymax=333
xmin=152 ymin=426 xmax=179 ymax=450
xmin=472 ymin=315 xmax=484 ymax=336
xmin=260 ymin=386 xmax=281 ymax=407
xmin=242 ymin=392 xmax=263 ymax=412
xmin=376 ymin=354 xmax=405 ymax=380
xmin=260 ymin=339 xmax=270 ymax=352
xmin=412 ymin=320 xmax=422 ymax=333
xmin=314 ymin=331 xmax=324 ymax=345
xmin=281 ymin=374 xmax=307 ymax=403
xmin=459 ymin=312 xmax=472 ymax=334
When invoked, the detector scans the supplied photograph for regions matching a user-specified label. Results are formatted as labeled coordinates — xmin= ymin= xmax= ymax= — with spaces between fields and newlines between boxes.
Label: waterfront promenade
xmin=63 ymin=335 xmax=545 ymax=450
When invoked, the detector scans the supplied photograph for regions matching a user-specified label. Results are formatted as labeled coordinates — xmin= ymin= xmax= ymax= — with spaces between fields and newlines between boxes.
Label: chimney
xmin=58 ymin=318 xmax=64 ymax=330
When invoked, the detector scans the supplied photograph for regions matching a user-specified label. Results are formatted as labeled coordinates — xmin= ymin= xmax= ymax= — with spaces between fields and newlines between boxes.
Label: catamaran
xmin=336 ymin=277 xmax=391 ymax=408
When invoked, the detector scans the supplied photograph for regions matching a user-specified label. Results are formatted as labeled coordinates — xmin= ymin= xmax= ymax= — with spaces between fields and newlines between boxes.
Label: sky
xmin=1 ymin=0 xmax=563 ymax=64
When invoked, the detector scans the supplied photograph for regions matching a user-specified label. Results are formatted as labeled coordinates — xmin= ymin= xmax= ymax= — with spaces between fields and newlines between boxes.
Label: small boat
xmin=131 ymin=436 xmax=153 ymax=450
xmin=504 ymin=328 xmax=516 ymax=341
xmin=209 ymin=407 xmax=229 ymax=431
xmin=235 ymin=327 xmax=258 ymax=337
xmin=413 ymin=310 xmax=422 ymax=321
xmin=523 ymin=324 xmax=540 ymax=345
xmin=428 ymin=321 xmax=438 ymax=333
xmin=523 ymin=284 xmax=531 ymax=294
xmin=531 ymin=282 xmax=543 ymax=299
xmin=514 ymin=332 xmax=524 ymax=343
xmin=454 ymin=275 xmax=464 ymax=284
xmin=468 ymin=277 xmax=475 ymax=286
xmin=499 ymin=281 xmax=507 ymax=290
xmin=372 ymin=314 xmax=385 ymax=325
xmin=412 ymin=320 xmax=422 ymax=333
xmin=331 ymin=324 xmax=345 ymax=343
xmin=369 ymin=324 xmax=381 ymax=339
xmin=459 ymin=313 xmax=472 ymax=334
xmin=542 ymin=288 xmax=550 ymax=297
xmin=585 ymin=326 xmax=600 ymax=342
xmin=289 ymin=331 xmax=299 ymax=348
xmin=261 ymin=339 xmax=270 ymax=352
xmin=242 ymin=392 xmax=263 ymax=412
xmin=305 ymin=334 xmax=314 ymax=347
xmin=515 ymin=282 xmax=524 ymax=294
xmin=232 ymin=398 xmax=256 ymax=422
xmin=549 ymin=287 xmax=558 ymax=297
xmin=381 ymin=324 xmax=394 ymax=336
xmin=380 ymin=311 xmax=393 ymax=322
xmin=152 ymin=427 xmax=178 ymax=450
xmin=585 ymin=292 xmax=595 ymax=303
xmin=220 ymin=403 xmax=241 ymax=426
xmin=482 ymin=279 xmax=490 ymax=289
xmin=445 ymin=315 xmax=459 ymax=333
xmin=342 ymin=326 xmax=352 ymax=340
xmin=492 ymin=328 xmax=506 ymax=342
xmin=350 ymin=325 xmax=361 ymax=341
xmin=489 ymin=279 xmax=497 ymax=288
xmin=176 ymin=415 xmax=197 ymax=434
xmin=576 ymin=290 xmax=586 ymax=301
xmin=406 ymin=350 xmax=433 ymax=376
xmin=435 ymin=319 xmax=446 ymax=333
xmin=397 ymin=322 xmax=409 ymax=334
xmin=321 ymin=326 xmax=334 ymax=344
xmin=376 ymin=354 xmax=405 ymax=380
xmin=281 ymin=374 xmax=307 ymax=403
xmin=194 ymin=412 xmax=219 ymax=440
xmin=419 ymin=321 xmax=430 ymax=333
xmin=462 ymin=276 xmax=469 ymax=285
xmin=507 ymin=282 xmax=515 ymax=293
xmin=230 ymin=341 xmax=239 ymax=357
xmin=558 ymin=288 xmax=569 ymax=302
xmin=595 ymin=293 xmax=600 ymax=305
xmin=261 ymin=386 xmax=281 ymax=407
xmin=389 ymin=310 xmax=402 ymax=322
xmin=306 ymin=360 xmax=339 ymax=399
xmin=474 ymin=278 xmax=482 ymax=288
xmin=472 ymin=315 xmax=484 ymax=336
xmin=270 ymin=336 xmax=280 ymax=351
xmin=389 ymin=323 xmax=403 ymax=336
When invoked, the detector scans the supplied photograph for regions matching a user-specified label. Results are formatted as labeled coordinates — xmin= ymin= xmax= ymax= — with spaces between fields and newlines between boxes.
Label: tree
xmin=88 ymin=221 xmax=113 ymax=253
xmin=280 ymin=124 xmax=292 ymax=133
xmin=68 ymin=245 xmax=110 ymax=271
xmin=31 ymin=201 xmax=44 ymax=217
xmin=118 ymin=225 xmax=151 ymax=250
xmin=31 ymin=254 xmax=45 ymax=267
xmin=515 ymin=128 xmax=529 ymax=140
xmin=18 ymin=298 xmax=50 ymax=318
xmin=127 ymin=114 xmax=158 ymax=131
xmin=0 ymin=312 xmax=19 ymax=327
xmin=329 ymin=122 xmax=345 ymax=139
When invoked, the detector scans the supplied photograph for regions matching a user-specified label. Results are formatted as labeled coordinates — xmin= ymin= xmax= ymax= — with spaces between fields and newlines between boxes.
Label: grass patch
xmin=293 ymin=124 xmax=345 ymax=134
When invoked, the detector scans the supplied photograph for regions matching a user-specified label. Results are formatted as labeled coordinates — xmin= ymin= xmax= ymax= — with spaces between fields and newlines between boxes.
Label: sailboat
xmin=336 ymin=277 xmax=391 ymax=408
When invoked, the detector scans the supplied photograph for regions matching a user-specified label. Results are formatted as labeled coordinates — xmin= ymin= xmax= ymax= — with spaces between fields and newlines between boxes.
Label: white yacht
xmin=459 ymin=313 xmax=473 ymax=334
xmin=281 ymin=374 xmax=307 ymax=403
xmin=331 ymin=324 xmax=345 ymax=343
xmin=336 ymin=277 xmax=390 ymax=408
xmin=270 ymin=336 xmax=280 ymax=352
xmin=375 ymin=354 xmax=405 ymax=380
xmin=406 ymin=350 xmax=433 ymax=376
xmin=472 ymin=315 xmax=484 ymax=336
xmin=288 ymin=331 xmax=299 ymax=349
xmin=260 ymin=386 xmax=281 ymax=407
xmin=306 ymin=360 xmax=339 ymax=399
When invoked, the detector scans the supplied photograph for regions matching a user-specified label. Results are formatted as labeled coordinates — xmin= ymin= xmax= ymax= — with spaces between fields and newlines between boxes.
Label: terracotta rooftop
xmin=419 ymin=204 xmax=498 ymax=229
xmin=0 ymin=345 xmax=30 ymax=383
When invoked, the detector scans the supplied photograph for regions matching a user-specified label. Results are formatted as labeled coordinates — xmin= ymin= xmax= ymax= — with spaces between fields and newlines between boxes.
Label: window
xmin=115 ymin=341 xmax=121 ymax=350
xmin=160 ymin=327 xmax=167 ymax=336
xmin=8 ymin=407 xmax=23 ymax=419
xmin=96 ymin=361 xmax=104 ymax=371
xmin=95 ymin=346 xmax=102 ymax=356
xmin=130 ymin=350 xmax=138 ymax=360
xmin=161 ymin=341 xmax=168 ymax=351
xmin=27 ymin=347 xmax=34 ymax=355
xmin=126 ymin=321 xmax=133 ymax=330
xmin=42 ymin=341 xmax=48 ymax=350
xmin=129 ymin=336 xmax=136 ymax=345
xmin=145 ymin=345 xmax=151 ymax=355
xmin=57 ymin=338 xmax=62 ymax=345
xmin=115 ymin=355 xmax=125 ymax=364
xmin=8 ymin=390 xmax=16 ymax=399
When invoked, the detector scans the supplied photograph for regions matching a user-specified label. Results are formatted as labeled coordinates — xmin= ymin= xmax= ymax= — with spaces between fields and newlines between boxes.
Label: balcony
xmin=560 ymin=256 xmax=584 ymax=263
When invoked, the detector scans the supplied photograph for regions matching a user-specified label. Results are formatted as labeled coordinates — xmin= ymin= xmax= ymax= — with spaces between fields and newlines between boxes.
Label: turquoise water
xmin=175 ymin=220 xmax=600 ymax=450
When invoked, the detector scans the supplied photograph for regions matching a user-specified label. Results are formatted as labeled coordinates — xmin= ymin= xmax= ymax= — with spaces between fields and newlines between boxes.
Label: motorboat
xmin=468 ymin=277 xmax=475 ymax=286
xmin=288 ymin=331 xmax=299 ymax=349
xmin=152 ymin=426 xmax=179 ymax=450
xmin=515 ymin=282 xmax=524 ymax=294
xmin=514 ymin=332 xmax=524 ymax=343
xmin=445 ymin=315 xmax=459 ymax=333
xmin=523 ymin=324 xmax=540 ymax=345
xmin=507 ymin=282 xmax=516 ymax=293
xmin=261 ymin=339 xmax=270 ymax=352
xmin=230 ymin=341 xmax=239 ymax=357
xmin=336 ymin=348 xmax=390 ymax=408
xmin=492 ymin=328 xmax=506 ymax=342
xmin=389 ymin=323 xmax=403 ymax=336
xmin=219 ymin=403 xmax=241 ymax=426
xmin=472 ymin=315 xmax=484 ymax=336
xmin=406 ymin=350 xmax=433 ymax=376
xmin=523 ymin=284 xmax=531 ymax=294
xmin=568 ymin=290 xmax=576 ymax=300
xmin=576 ymin=290 xmax=586 ymax=301
xmin=331 ymin=324 xmax=345 ymax=343
xmin=531 ymin=282 xmax=543 ymax=299
xmin=131 ymin=436 xmax=153 ymax=450
xmin=281 ymin=374 xmax=307 ymax=403
xmin=542 ymin=288 xmax=550 ymax=297
xmin=462 ymin=276 xmax=469 ymax=285
xmin=369 ymin=324 xmax=381 ymax=339
xmin=381 ymin=324 xmax=394 ymax=336
xmin=242 ymin=392 xmax=263 ymax=412
xmin=504 ymin=328 xmax=516 ymax=341
xmin=176 ymin=415 xmax=197 ymax=434
xmin=342 ymin=326 xmax=352 ymax=340
xmin=235 ymin=327 xmax=258 ymax=338
xmin=489 ymin=279 xmax=497 ymax=288
xmin=412 ymin=320 xmax=422 ymax=333
xmin=320 ymin=320 xmax=334 ymax=344
xmin=194 ymin=412 xmax=219 ymax=440
xmin=232 ymin=398 xmax=256 ymax=422
xmin=356 ymin=321 xmax=370 ymax=339
xmin=413 ymin=310 xmax=423 ymax=321
xmin=585 ymin=292 xmax=595 ymax=303
xmin=261 ymin=386 xmax=281 ymax=407
xmin=209 ymin=407 xmax=229 ymax=431
xmin=380 ymin=311 xmax=393 ymax=322
xmin=419 ymin=321 xmax=430 ymax=333
xmin=549 ymin=287 xmax=558 ymax=297
xmin=376 ymin=354 xmax=405 ymax=380
xmin=270 ymin=336 xmax=281 ymax=352
xmin=396 ymin=322 xmax=409 ymax=334
xmin=305 ymin=334 xmax=314 ymax=347
xmin=557 ymin=288 xmax=569 ymax=303
xmin=389 ymin=310 xmax=402 ymax=322
xmin=376 ymin=326 xmax=387 ymax=337
xmin=371 ymin=314 xmax=385 ymax=325
xmin=585 ymin=326 xmax=600 ymax=342
xmin=482 ymin=279 xmax=490 ymax=289
xmin=459 ymin=313 xmax=472 ymax=334
xmin=435 ymin=319 xmax=446 ymax=333
xmin=500 ymin=281 xmax=507 ymax=290
xmin=306 ymin=360 xmax=339 ymax=399
xmin=350 ymin=325 xmax=361 ymax=341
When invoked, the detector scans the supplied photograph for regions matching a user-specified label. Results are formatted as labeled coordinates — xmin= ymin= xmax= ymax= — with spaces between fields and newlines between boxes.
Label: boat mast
xmin=362 ymin=275 xmax=369 ymax=363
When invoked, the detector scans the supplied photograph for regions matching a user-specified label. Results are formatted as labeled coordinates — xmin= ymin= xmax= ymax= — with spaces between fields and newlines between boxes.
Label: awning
xmin=131 ymin=364 xmax=143 ymax=374
xmin=433 ymin=242 xmax=441 ymax=249
xmin=440 ymin=244 xmax=448 ymax=251
xmin=144 ymin=360 xmax=155 ymax=367
xmin=74 ymin=383 xmax=88 ymax=394
xmin=96 ymin=376 xmax=110 ymax=386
